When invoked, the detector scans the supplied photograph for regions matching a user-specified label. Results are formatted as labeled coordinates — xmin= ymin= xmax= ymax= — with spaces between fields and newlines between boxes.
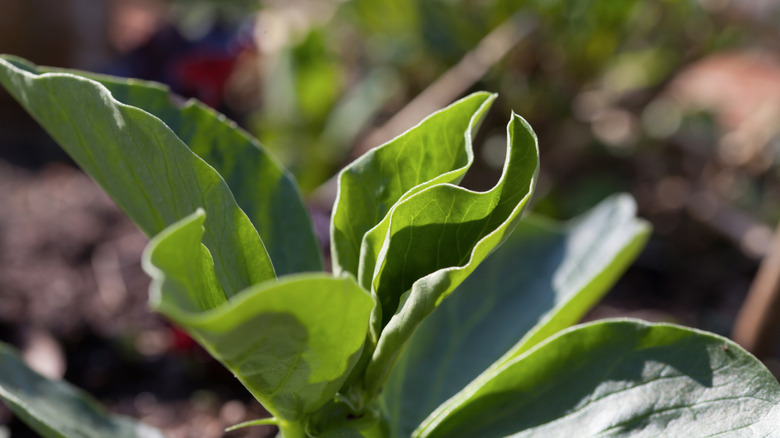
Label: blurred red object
xmin=171 ymin=53 xmax=237 ymax=109
xmin=169 ymin=325 xmax=197 ymax=352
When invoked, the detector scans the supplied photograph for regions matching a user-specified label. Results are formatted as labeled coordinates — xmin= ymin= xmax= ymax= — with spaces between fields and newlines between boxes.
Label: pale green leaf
xmin=224 ymin=417 xmax=279 ymax=432
xmin=381 ymin=194 xmax=650 ymax=436
xmin=142 ymin=211 xmax=374 ymax=422
xmin=35 ymin=65 xmax=322 ymax=275
xmin=418 ymin=319 xmax=780 ymax=438
xmin=363 ymin=112 xmax=539 ymax=397
xmin=331 ymin=92 xmax=496 ymax=279
xmin=0 ymin=342 xmax=166 ymax=438
xmin=0 ymin=55 xmax=274 ymax=297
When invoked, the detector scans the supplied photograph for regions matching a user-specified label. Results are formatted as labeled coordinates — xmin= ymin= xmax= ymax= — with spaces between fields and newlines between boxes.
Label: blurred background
xmin=2 ymin=0 xmax=780 ymax=436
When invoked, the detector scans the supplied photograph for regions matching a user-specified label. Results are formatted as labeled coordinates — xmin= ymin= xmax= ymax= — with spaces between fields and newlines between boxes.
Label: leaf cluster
xmin=0 ymin=56 xmax=778 ymax=438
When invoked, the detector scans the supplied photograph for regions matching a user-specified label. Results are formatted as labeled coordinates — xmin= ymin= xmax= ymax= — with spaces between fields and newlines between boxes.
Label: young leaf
xmin=33 ymin=64 xmax=322 ymax=275
xmin=381 ymin=194 xmax=650 ymax=436
xmin=0 ymin=342 xmax=166 ymax=438
xmin=143 ymin=211 xmax=374 ymax=422
xmin=0 ymin=55 xmax=274 ymax=296
xmin=331 ymin=92 xmax=496 ymax=279
xmin=363 ymin=112 xmax=539 ymax=397
xmin=418 ymin=319 xmax=780 ymax=438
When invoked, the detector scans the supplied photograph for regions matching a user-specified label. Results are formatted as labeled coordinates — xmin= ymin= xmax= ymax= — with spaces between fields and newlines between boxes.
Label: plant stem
xmin=276 ymin=419 xmax=307 ymax=438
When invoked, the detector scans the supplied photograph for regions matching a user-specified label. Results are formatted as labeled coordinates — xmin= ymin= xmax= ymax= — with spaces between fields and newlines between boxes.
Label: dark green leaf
xmin=0 ymin=55 xmax=274 ymax=297
xmin=143 ymin=211 xmax=374 ymax=422
xmin=37 ymin=66 xmax=322 ymax=275
xmin=382 ymin=195 xmax=650 ymax=436
xmin=418 ymin=319 xmax=780 ymax=438
xmin=0 ymin=342 xmax=165 ymax=438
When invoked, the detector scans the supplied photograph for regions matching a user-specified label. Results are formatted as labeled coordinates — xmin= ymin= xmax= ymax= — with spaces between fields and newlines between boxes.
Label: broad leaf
xmin=331 ymin=92 xmax=496 ymax=279
xmin=382 ymin=194 xmax=650 ymax=436
xmin=142 ymin=211 xmax=374 ymax=422
xmin=0 ymin=342 xmax=165 ymax=438
xmin=0 ymin=55 xmax=274 ymax=296
xmin=34 ymin=63 xmax=322 ymax=275
xmin=418 ymin=319 xmax=780 ymax=438
xmin=363 ymin=113 xmax=539 ymax=397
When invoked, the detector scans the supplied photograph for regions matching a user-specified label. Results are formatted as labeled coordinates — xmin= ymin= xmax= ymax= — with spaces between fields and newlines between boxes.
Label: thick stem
xmin=276 ymin=419 xmax=307 ymax=438
xmin=360 ymin=415 xmax=391 ymax=438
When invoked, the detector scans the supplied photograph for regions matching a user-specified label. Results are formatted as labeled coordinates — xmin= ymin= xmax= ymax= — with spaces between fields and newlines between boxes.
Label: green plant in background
xmin=0 ymin=55 xmax=778 ymax=437
xmin=250 ymin=0 xmax=744 ymax=197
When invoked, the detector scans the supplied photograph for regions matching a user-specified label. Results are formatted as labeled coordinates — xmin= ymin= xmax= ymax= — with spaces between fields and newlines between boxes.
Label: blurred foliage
xmin=240 ymin=0 xmax=757 ymax=197
xmin=153 ymin=0 xmax=779 ymax=240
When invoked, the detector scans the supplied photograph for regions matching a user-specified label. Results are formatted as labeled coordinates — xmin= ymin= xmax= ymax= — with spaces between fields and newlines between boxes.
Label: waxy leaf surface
xmin=0 ymin=55 xmax=276 ymax=296
xmin=40 ymin=66 xmax=322 ymax=275
xmin=331 ymin=92 xmax=495 ymax=279
xmin=0 ymin=342 xmax=166 ymax=438
xmin=418 ymin=319 xmax=780 ymax=438
xmin=363 ymin=112 xmax=539 ymax=396
xmin=382 ymin=195 xmax=650 ymax=436
xmin=143 ymin=211 xmax=374 ymax=422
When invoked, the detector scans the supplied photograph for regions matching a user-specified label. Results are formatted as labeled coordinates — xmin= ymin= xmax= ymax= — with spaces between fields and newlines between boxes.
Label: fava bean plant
xmin=0 ymin=55 xmax=778 ymax=437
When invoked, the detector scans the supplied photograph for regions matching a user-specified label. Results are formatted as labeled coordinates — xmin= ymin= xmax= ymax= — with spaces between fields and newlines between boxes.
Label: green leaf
xmin=0 ymin=342 xmax=165 ymax=438
xmin=418 ymin=319 xmax=780 ymax=438
xmin=381 ymin=194 xmax=650 ymax=436
xmin=35 ymin=65 xmax=322 ymax=275
xmin=143 ymin=211 xmax=374 ymax=422
xmin=0 ymin=55 xmax=274 ymax=296
xmin=363 ymin=112 xmax=539 ymax=397
xmin=331 ymin=92 xmax=496 ymax=279
xmin=318 ymin=427 xmax=368 ymax=438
